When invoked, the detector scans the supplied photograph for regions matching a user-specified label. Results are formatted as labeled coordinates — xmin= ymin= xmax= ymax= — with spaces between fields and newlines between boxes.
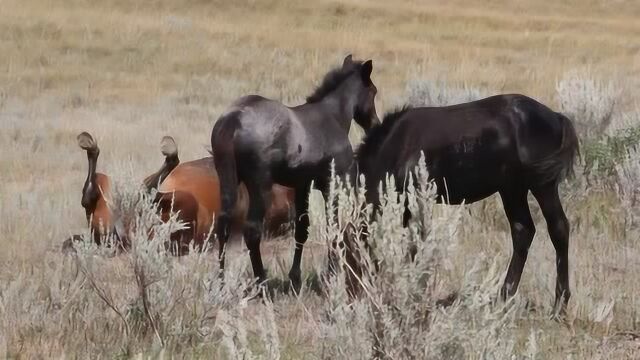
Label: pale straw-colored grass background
xmin=0 ymin=0 xmax=639 ymax=357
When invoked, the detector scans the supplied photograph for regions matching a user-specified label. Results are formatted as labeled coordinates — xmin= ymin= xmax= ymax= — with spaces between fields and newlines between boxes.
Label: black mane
xmin=306 ymin=61 xmax=363 ymax=103
xmin=356 ymin=105 xmax=412 ymax=172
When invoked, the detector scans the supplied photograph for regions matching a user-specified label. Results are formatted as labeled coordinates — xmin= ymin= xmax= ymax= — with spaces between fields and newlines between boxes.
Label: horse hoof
xmin=549 ymin=309 xmax=569 ymax=323
xmin=243 ymin=278 xmax=273 ymax=301
xmin=291 ymin=283 xmax=302 ymax=296
xmin=288 ymin=273 xmax=302 ymax=296
xmin=243 ymin=285 xmax=262 ymax=301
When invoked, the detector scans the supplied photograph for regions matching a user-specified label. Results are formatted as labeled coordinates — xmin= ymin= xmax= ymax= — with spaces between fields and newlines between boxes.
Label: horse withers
xmin=356 ymin=94 xmax=579 ymax=316
xmin=211 ymin=54 xmax=380 ymax=292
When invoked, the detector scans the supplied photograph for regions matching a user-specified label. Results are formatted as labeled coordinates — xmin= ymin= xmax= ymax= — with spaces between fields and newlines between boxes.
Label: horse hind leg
xmin=499 ymin=188 xmax=536 ymax=301
xmin=237 ymin=158 xmax=272 ymax=288
xmin=531 ymin=182 xmax=571 ymax=318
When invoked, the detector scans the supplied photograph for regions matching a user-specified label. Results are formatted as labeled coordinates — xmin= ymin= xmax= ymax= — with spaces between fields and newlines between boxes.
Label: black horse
xmin=211 ymin=55 xmax=380 ymax=292
xmin=356 ymin=94 xmax=579 ymax=315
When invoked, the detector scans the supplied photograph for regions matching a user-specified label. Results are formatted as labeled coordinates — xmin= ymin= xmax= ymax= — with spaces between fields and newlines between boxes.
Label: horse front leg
xmin=288 ymin=182 xmax=311 ymax=294
xmin=319 ymin=175 xmax=364 ymax=296
xmin=499 ymin=188 xmax=536 ymax=302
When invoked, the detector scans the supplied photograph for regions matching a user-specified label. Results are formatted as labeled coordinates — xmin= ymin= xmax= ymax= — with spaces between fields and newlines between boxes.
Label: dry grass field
xmin=1 ymin=0 xmax=640 ymax=358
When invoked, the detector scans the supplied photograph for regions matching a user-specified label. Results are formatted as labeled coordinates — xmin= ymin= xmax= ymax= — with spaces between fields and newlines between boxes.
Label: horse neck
xmin=82 ymin=151 xmax=99 ymax=209
xmin=302 ymin=82 xmax=357 ymax=133
xmin=143 ymin=154 xmax=179 ymax=191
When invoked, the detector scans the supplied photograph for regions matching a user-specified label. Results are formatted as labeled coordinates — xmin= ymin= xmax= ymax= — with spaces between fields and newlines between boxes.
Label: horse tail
xmin=527 ymin=112 xmax=580 ymax=185
xmin=211 ymin=111 xmax=242 ymax=241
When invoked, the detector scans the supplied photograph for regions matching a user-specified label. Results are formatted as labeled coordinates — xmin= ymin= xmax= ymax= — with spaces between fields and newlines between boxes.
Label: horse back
xmin=395 ymin=94 xmax=566 ymax=164
xmin=378 ymin=102 xmax=516 ymax=178
xmin=364 ymin=94 xmax=574 ymax=204
xmin=220 ymin=97 xmax=304 ymax=164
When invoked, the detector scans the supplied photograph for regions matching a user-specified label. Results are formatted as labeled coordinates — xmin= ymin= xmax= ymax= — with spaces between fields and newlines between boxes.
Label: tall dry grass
xmin=1 ymin=0 xmax=639 ymax=358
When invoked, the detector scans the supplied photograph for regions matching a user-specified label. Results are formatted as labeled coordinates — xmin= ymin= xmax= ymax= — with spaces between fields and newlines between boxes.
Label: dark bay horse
xmin=70 ymin=132 xmax=295 ymax=255
xmin=211 ymin=55 xmax=380 ymax=292
xmin=356 ymin=94 xmax=579 ymax=315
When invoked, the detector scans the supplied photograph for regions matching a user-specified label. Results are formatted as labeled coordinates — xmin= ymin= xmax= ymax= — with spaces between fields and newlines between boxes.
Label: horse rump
xmin=525 ymin=112 xmax=580 ymax=186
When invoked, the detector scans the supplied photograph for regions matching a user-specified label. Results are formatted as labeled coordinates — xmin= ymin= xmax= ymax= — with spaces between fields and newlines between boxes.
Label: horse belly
xmin=431 ymin=150 xmax=510 ymax=205
xmin=272 ymin=160 xmax=330 ymax=188
xmin=434 ymin=174 xmax=499 ymax=204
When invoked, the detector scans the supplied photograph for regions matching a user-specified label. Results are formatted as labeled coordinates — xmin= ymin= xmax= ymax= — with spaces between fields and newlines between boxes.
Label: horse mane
xmin=306 ymin=61 xmax=363 ymax=103
xmin=356 ymin=105 xmax=412 ymax=172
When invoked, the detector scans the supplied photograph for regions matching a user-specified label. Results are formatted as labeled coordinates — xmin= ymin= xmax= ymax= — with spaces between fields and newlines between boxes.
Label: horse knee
xmin=294 ymin=215 xmax=309 ymax=243
xmin=511 ymin=221 xmax=535 ymax=256
xmin=549 ymin=217 xmax=569 ymax=251
xmin=517 ymin=221 xmax=536 ymax=239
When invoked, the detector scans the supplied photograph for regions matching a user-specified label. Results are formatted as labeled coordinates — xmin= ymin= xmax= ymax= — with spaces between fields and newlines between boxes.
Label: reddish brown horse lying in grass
xmin=66 ymin=132 xmax=295 ymax=255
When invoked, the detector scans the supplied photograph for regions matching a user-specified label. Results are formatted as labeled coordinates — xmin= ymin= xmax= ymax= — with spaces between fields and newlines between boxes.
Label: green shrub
xmin=582 ymin=126 xmax=640 ymax=177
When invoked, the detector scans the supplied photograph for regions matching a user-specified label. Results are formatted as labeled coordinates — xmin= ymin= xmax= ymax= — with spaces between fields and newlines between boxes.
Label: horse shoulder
xmin=280 ymin=109 xmax=315 ymax=165
xmin=90 ymin=174 xmax=113 ymax=234
xmin=298 ymin=110 xmax=352 ymax=166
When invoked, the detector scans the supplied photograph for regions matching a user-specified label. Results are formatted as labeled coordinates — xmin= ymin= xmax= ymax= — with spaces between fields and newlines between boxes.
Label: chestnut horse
xmin=355 ymin=94 xmax=579 ymax=316
xmin=67 ymin=132 xmax=295 ymax=255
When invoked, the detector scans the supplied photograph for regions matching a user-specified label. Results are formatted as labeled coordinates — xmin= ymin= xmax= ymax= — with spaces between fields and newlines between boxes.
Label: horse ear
xmin=343 ymin=54 xmax=353 ymax=67
xmin=361 ymin=60 xmax=373 ymax=82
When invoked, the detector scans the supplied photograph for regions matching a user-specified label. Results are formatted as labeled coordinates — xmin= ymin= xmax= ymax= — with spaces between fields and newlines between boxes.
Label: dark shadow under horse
xmin=356 ymin=94 xmax=579 ymax=316
xmin=211 ymin=55 xmax=380 ymax=292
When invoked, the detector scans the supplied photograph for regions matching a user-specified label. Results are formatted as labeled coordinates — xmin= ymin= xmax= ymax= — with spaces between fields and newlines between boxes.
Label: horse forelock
xmin=306 ymin=61 xmax=364 ymax=103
